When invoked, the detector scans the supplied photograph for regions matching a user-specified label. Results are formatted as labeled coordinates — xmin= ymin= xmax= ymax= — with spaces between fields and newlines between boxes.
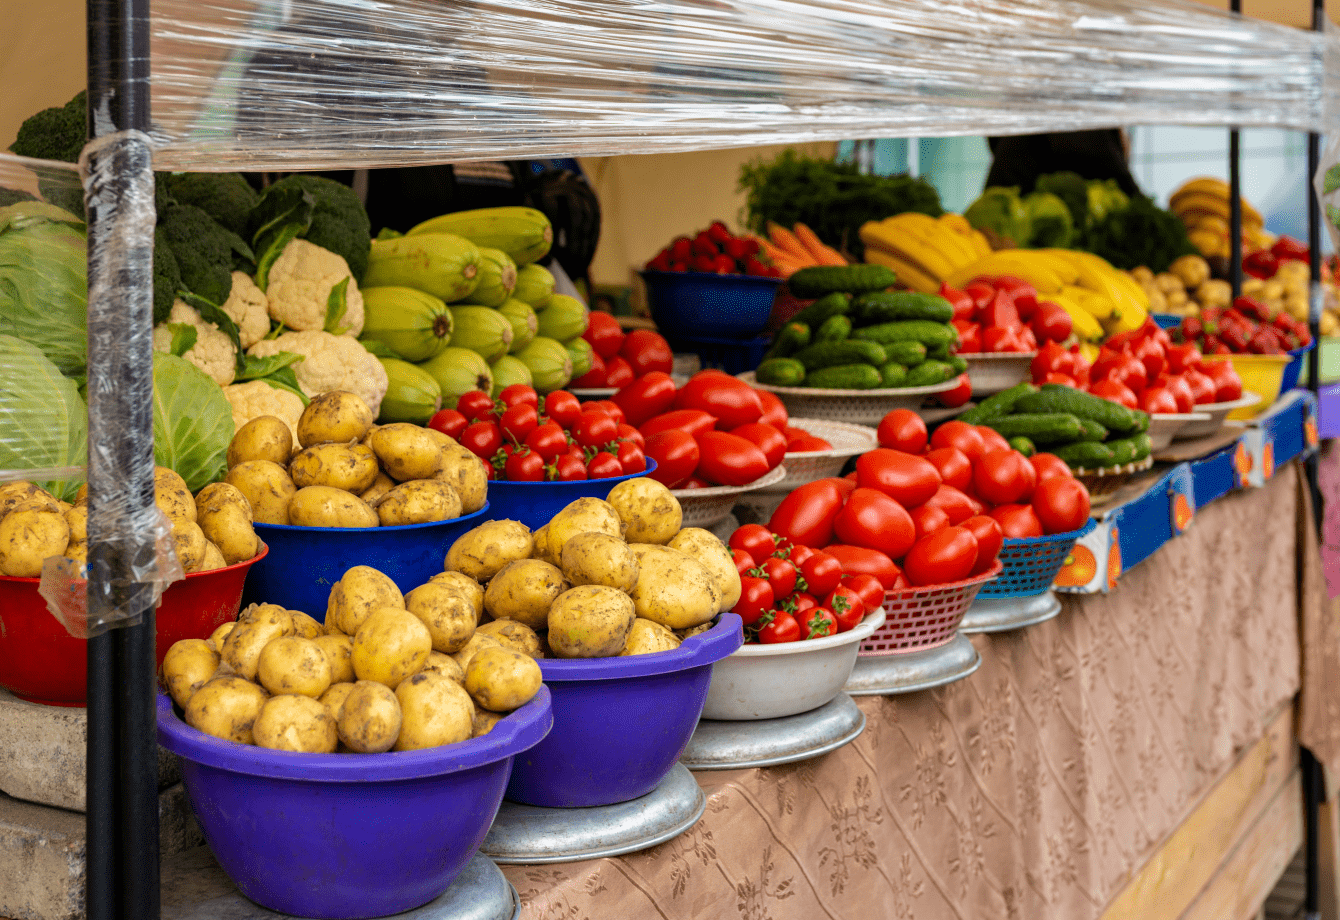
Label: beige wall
xmin=0 ymin=0 xmax=86 ymax=149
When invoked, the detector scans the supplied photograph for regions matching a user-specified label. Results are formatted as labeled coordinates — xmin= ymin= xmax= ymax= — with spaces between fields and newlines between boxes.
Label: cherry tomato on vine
xmin=800 ymin=552 xmax=842 ymax=598
xmin=757 ymin=610 xmax=800 ymax=644
xmin=787 ymin=544 xmax=816 ymax=568
xmin=616 ymin=441 xmax=647 ymax=474
xmin=551 ymin=453 xmax=588 ymax=482
xmin=457 ymin=391 xmax=497 ymax=423
xmin=573 ymin=411 xmax=619 ymax=449
xmin=798 ymin=607 xmax=837 ymax=640
xmin=524 ymin=421 xmax=569 ymax=461
xmin=841 ymin=573 xmax=885 ymax=615
xmin=728 ymin=524 xmax=776 ymax=565
xmin=504 ymin=448 xmax=545 ymax=482
xmin=759 ymin=557 xmax=798 ymax=599
xmin=498 ymin=384 xmax=539 ymax=411
xmin=543 ymin=391 xmax=582 ymax=430
xmin=586 ymin=452 xmax=624 ymax=479
xmin=732 ymin=549 xmax=756 ymax=577
xmin=616 ymin=424 xmax=645 ymax=450
xmin=428 ymin=408 xmax=468 ymax=440
xmin=460 ymin=420 xmax=503 ymax=458
xmin=733 ymin=576 xmax=775 ymax=627
xmin=789 ymin=592 xmax=819 ymax=616
xmin=500 ymin=404 xmax=539 ymax=444
xmin=825 ymin=585 xmax=866 ymax=633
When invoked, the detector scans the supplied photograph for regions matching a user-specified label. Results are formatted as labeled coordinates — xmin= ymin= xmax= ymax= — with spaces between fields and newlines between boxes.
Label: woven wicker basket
xmin=671 ymin=465 xmax=788 ymax=529
xmin=859 ymin=562 xmax=1002 ymax=655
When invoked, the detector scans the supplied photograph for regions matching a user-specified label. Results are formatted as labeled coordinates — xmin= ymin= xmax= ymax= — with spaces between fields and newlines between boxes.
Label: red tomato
xmin=903 ymin=526 xmax=978 ymax=586
xmin=930 ymin=421 xmax=986 ymax=461
xmin=974 ymin=449 xmax=1035 ymax=505
xmin=1029 ymin=453 xmax=1072 ymax=482
xmin=586 ymin=452 xmax=624 ymax=479
xmin=582 ymin=311 xmax=626 ymax=360
xmin=428 ymin=408 xmax=468 ymax=440
xmin=674 ymin=372 xmax=763 ymax=429
xmin=1165 ymin=343 xmax=1204 ymax=375
xmin=758 ymin=611 xmax=800 ymax=644
xmin=1041 ymin=372 xmax=1077 ymax=387
xmin=603 ymin=355 xmax=636 ymax=389
xmin=640 ymin=409 xmax=718 ymax=441
xmin=1202 ymin=359 xmax=1244 ymax=402
xmin=733 ymin=576 xmax=774 ymax=627
xmin=729 ymin=524 xmax=777 ymax=566
xmin=500 ymin=403 xmax=539 ymax=444
xmin=760 ymin=557 xmax=798 ymax=600
xmin=909 ymin=503 xmax=950 ymax=541
xmin=787 ymin=435 xmax=833 ymax=452
xmin=524 ymin=421 xmax=569 ymax=461
xmin=620 ymin=329 xmax=674 ymax=376
xmin=1163 ymin=375 xmax=1194 ymax=413
xmin=798 ymin=607 xmax=837 ymax=640
xmin=611 ymin=372 xmax=677 ymax=428
xmin=573 ymin=411 xmax=618 ymax=449
xmin=695 ymin=431 xmax=770 ymax=486
xmin=756 ymin=389 xmax=789 ymax=429
xmin=543 ymin=391 xmax=582 ymax=430
xmin=982 ymin=325 xmax=1023 ymax=353
xmin=923 ymin=484 xmax=983 ymax=525
xmin=955 ymin=320 xmax=982 ymax=353
xmin=460 ymin=420 xmax=503 ymax=458
xmin=961 ymin=515 xmax=1004 ymax=574
xmin=616 ymin=424 xmax=645 ymax=450
xmin=1141 ymin=386 xmax=1179 ymax=414
xmin=570 ymin=351 xmax=608 ymax=389
xmin=732 ymin=548 xmax=756 ymax=577
xmin=498 ymin=384 xmax=539 ymax=410
xmin=552 ymin=453 xmax=588 ymax=481
xmin=504 ymin=448 xmax=545 ymax=482
xmin=643 ymin=430 xmax=700 ymax=488
xmin=787 ymin=544 xmax=816 ymax=567
xmin=456 ymin=391 xmax=497 ymax=423
xmin=938 ymin=374 xmax=973 ymax=408
xmin=1132 ymin=335 xmax=1166 ymax=381
xmin=1032 ymin=476 xmax=1091 ymax=534
xmin=616 ymin=441 xmax=646 ymax=474
xmin=989 ymin=504 xmax=1044 ymax=538
xmin=1032 ymin=341 xmax=1074 ymax=379
xmin=768 ymin=478 xmax=849 ymax=548
xmin=681 ymin=476 xmax=711 ymax=489
xmin=976 ymin=426 xmax=1012 ymax=455
xmin=877 ymin=409 xmax=929 ymax=453
xmin=855 ymin=449 xmax=942 ymax=508
xmin=790 ymin=592 xmax=819 ymax=616
xmin=730 ymin=423 xmax=787 ymax=469
xmin=1031 ymin=301 xmax=1072 ymax=343
xmin=833 ymin=487 xmax=916 ymax=559
xmin=925 ymin=447 xmax=972 ymax=490
xmin=822 ymin=545 xmax=901 ymax=589
xmin=824 ymin=586 xmax=866 ymax=633
xmin=1088 ymin=379 xmax=1139 ymax=410
xmin=585 ymin=400 xmax=625 ymax=425
xmin=799 ymin=552 xmax=843 ymax=597
xmin=841 ymin=573 xmax=885 ymax=614
xmin=1182 ymin=367 xmax=1217 ymax=405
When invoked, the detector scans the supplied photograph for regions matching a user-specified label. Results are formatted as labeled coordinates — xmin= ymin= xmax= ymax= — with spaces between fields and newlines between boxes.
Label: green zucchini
xmin=805 ymin=364 xmax=884 ymax=390
xmin=879 ymin=363 xmax=909 ymax=388
xmin=1051 ymin=440 xmax=1118 ymax=470
xmin=852 ymin=291 xmax=954 ymax=325
xmin=904 ymin=360 xmax=957 ymax=388
xmin=814 ymin=315 xmax=852 ymax=343
xmin=851 ymin=320 xmax=958 ymax=349
xmin=982 ymin=412 xmax=1085 ymax=445
xmin=792 ymin=340 xmax=887 ymax=371
xmin=1076 ymin=418 xmax=1108 ymax=442
xmin=957 ymin=382 xmax=1037 ymax=425
xmin=789 ymin=292 xmax=850 ymax=329
xmin=787 ymin=265 xmax=897 ymax=299
xmin=1008 ymin=436 xmax=1036 ymax=457
xmin=1014 ymin=384 xmax=1145 ymax=436
xmin=755 ymin=357 xmax=806 ymax=387
xmin=763 ymin=321 xmax=811 ymax=360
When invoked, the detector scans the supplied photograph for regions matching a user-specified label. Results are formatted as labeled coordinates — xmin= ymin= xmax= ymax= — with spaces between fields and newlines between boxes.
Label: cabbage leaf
xmin=0 ymin=202 xmax=88 ymax=378
xmin=0 ymin=334 xmax=86 ymax=501
xmin=152 ymin=352 xmax=234 ymax=492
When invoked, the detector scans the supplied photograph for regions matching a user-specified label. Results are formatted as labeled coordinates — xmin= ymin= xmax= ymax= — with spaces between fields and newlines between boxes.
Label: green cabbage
xmin=1086 ymin=179 xmax=1130 ymax=225
xmin=152 ymin=353 xmax=234 ymax=492
xmin=0 ymin=202 xmax=88 ymax=377
xmin=0 ymin=334 xmax=86 ymax=501
xmin=1023 ymin=192 xmax=1075 ymax=248
xmin=964 ymin=187 xmax=1031 ymax=247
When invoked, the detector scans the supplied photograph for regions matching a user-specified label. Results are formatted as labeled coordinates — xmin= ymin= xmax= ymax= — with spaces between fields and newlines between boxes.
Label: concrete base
xmin=0 ymin=688 xmax=180 ymax=811
xmin=0 ymin=783 xmax=202 ymax=920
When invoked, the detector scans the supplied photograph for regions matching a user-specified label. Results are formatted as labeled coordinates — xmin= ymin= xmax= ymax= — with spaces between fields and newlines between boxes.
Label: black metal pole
xmin=1229 ymin=128 xmax=1243 ymax=297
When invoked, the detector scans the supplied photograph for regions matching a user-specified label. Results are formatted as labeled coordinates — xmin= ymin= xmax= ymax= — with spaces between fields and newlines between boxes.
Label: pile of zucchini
xmin=755 ymin=266 xmax=963 ymax=390
xmin=961 ymin=383 xmax=1153 ymax=470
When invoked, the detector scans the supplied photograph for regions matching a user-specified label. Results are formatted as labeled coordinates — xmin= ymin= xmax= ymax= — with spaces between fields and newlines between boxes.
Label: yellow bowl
xmin=1199 ymin=354 xmax=1290 ymax=419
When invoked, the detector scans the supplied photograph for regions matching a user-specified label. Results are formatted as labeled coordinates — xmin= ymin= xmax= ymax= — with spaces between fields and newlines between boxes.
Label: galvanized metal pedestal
xmin=161 ymin=847 xmax=519 ymax=920
xmin=844 ymin=632 xmax=981 ymax=696
xmin=681 ymin=693 xmax=866 ymax=770
xmin=483 ymin=764 xmax=706 ymax=864
xmin=958 ymin=592 xmax=1062 ymax=634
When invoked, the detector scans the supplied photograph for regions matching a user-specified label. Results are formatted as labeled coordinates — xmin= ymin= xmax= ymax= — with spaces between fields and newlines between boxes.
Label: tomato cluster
xmin=1174 ymin=295 xmax=1312 ymax=356
xmin=644 ymin=220 xmax=780 ymax=278
xmin=942 ymin=276 xmax=1072 ymax=354
xmin=727 ymin=525 xmax=881 ymax=644
xmin=572 ymin=319 xmax=674 ymax=390
xmin=428 ymin=385 xmax=647 ymax=482
xmin=1034 ymin=318 xmax=1244 ymax=413
xmin=1243 ymin=236 xmax=1309 ymax=281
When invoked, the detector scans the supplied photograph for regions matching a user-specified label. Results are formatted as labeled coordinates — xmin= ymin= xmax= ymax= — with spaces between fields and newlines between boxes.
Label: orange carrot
xmin=767 ymin=222 xmax=817 ymax=264
xmin=751 ymin=234 xmax=804 ymax=267
xmin=792 ymin=223 xmax=847 ymax=266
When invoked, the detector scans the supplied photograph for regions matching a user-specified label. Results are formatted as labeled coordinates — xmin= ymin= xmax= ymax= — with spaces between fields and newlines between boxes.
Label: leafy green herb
xmin=1081 ymin=195 xmax=1197 ymax=274
xmin=324 ymin=277 xmax=351 ymax=334
xmin=166 ymin=323 xmax=198 ymax=357
xmin=237 ymin=351 xmax=303 ymax=381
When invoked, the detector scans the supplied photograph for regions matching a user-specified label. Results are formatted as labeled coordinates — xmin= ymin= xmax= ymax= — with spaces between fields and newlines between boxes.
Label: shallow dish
xmin=1147 ymin=411 xmax=1212 ymax=450
xmin=739 ymin=371 xmax=962 ymax=426
xmin=1176 ymin=393 xmax=1262 ymax=439
xmin=961 ymin=351 xmax=1035 ymax=396
xmin=671 ymin=465 xmax=787 ymax=528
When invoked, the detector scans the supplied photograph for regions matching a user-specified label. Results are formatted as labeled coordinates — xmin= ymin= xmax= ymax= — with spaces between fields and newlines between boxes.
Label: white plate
xmin=1147 ymin=412 xmax=1212 ymax=451
xmin=738 ymin=372 xmax=961 ymax=426
xmin=569 ymin=387 xmax=617 ymax=399
xmin=1176 ymin=393 xmax=1262 ymax=439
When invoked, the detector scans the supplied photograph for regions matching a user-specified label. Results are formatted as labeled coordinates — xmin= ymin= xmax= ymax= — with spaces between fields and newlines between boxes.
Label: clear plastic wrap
xmin=141 ymin=0 xmax=1340 ymax=170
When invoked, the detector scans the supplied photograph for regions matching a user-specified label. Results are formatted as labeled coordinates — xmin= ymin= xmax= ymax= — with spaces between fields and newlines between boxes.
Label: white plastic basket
xmin=672 ymin=465 xmax=788 ymax=529
xmin=961 ymin=352 xmax=1035 ymax=396
xmin=738 ymin=372 xmax=961 ymax=426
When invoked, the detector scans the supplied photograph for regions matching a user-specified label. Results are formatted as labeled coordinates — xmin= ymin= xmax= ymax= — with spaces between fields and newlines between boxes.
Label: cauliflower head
xmin=152 ymin=300 xmax=237 ymax=387
xmin=223 ymin=271 xmax=270 ymax=348
xmin=248 ymin=330 xmax=388 ymax=417
xmin=223 ymin=380 xmax=305 ymax=446
xmin=265 ymin=239 xmax=365 ymax=336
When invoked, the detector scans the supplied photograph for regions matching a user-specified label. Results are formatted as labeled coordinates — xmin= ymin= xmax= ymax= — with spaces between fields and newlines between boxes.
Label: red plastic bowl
xmin=0 ymin=546 xmax=267 ymax=707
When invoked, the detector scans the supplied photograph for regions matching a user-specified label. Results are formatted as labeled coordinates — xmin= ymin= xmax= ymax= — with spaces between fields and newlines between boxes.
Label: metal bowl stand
xmin=844 ymin=632 xmax=981 ymax=696
xmin=958 ymin=591 xmax=1063 ymax=634
xmin=680 ymin=693 xmax=866 ymax=770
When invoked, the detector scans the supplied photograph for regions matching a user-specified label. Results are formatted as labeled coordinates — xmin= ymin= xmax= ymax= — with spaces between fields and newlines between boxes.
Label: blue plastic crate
xmin=1190 ymin=439 xmax=1241 ymax=509
xmin=978 ymin=518 xmax=1097 ymax=598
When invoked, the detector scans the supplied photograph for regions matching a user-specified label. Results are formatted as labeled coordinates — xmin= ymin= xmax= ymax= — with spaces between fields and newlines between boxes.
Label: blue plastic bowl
xmin=242 ymin=503 xmax=490 ymax=619
xmin=158 ymin=687 xmax=552 ymax=919
xmin=1280 ymin=340 xmax=1315 ymax=391
xmin=641 ymin=270 xmax=782 ymax=339
xmin=484 ymin=460 xmax=656 ymax=531
xmin=1152 ymin=313 xmax=1182 ymax=331
xmin=506 ymin=614 xmax=743 ymax=808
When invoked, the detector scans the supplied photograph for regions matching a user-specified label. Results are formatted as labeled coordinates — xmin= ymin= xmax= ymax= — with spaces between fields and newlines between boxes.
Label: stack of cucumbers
xmin=961 ymin=383 xmax=1154 ymax=471
xmin=754 ymin=266 xmax=963 ymax=390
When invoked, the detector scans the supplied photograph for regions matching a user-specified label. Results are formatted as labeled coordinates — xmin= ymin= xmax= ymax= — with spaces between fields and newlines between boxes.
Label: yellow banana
xmin=1020 ymin=249 xmax=1083 ymax=286
xmin=863 ymin=249 xmax=941 ymax=294
xmin=952 ymin=252 xmax=1067 ymax=293
xmin=1171 ymin=176 xmax=1230 ymax=200
xmin=883 ymin=213 xmax=978 ymax=269
xmin=967 ymin=230 xmax=993 ymax=260
xmin=1044 ymin=293 xmax=1105 ymax=341
xmin=1060 ymin=285 xmax=1115 ymax=320
xmin=860 ymin=221 xmax=958 ymax=282
xmin=1107 ymin=270 xmax=1150 ymax=310
xmin=938 ymin=213 xmax=974 ymax=236
xmin=1171 ymin=192 xmax=1231 ymax=220
xmin=1078 ymin=341 xmax=1101 ymax=364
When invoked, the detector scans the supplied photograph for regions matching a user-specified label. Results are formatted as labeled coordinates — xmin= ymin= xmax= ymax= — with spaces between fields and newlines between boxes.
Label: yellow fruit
xmin=863 ymin=249 xmax=941 ymax=294
xmin=859 ymin=222 xmax=956 ymax=282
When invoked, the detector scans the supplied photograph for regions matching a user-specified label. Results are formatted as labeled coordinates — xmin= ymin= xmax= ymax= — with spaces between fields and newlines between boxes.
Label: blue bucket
xmin=641 ymin=270 xmax=781 ymax=339
xmin=484 ymin=460 xmax=657 ymax=531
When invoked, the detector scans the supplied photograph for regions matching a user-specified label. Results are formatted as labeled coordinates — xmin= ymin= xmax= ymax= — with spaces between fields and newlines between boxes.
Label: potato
xmin=531 ymin=523 xmax=559 ymax=566
xmin=257 ymin=637 xmax=333 ymax=698
xmin=222 ymin=605 xmax=293 ymax=680
xmin=544 ymin=498 xmax=623 ymax=560
xmin=560 ymin=532 xmax=639 ymax=592
xmin=196 ymin=481 xmax=252 ymax=520
xmin=337 ymin=681 xmax=403 ymax=753
xmin=64 ymin=505 xmax=87 ymax=544
xmin=359 ymin=473 xmax=396 ymax=507
xmin=63 ymin=541 xmax=88 ymax=568
xmin=476 ymin=618 xmax=543 ymax=658
xmin=253 ymin=694 xmax=338 ymax=753
xmin=288 ymin=611 xmax=324 ymax=640
xmin=451 ymin=633 xmax=501 ymax=670
xmin=393 ymin=672 xmax=474 ymax=750
xmin=370 ymin=424 xmax=444 ymax=482
xmin=10 ymin=496 xmax=62 ymax=515
xmin=160 ymin=639 xmax=220 ymax=708
xmin=314 ymin=633 xmax=355 ymax=683
xmin=606 ymin=478 xmax=682 ymax=544
xmin=0 ymin=482 xmax=46 ymax=516
xmin=155 ymin=480 xmax=196 ymax=526
xmin=445 ymin=520 xmax=534 ymax=582
xmin=200 ymin=541 xmax=228 ymax=571
xmin=629 ymin=546 xmax=720 ymax=629
xmin=352 ymin=607 xmax=433 ymax=689
xmin=171 ymin=520 xmax=210 ymax=573
xmin=319 ymin=681 xmax=356 ymax=718
xmin=465 ymin=646 xmax=542 ymax=711
xmin=297 ymin=390 xmax=375 ymax=447
xmin=429 ymin=571 xmax=485 ymax=622
xmin=434 ymin=443 xmax=488 ymax=514
xmin=674 ymin=623 xmax=713 ymax=641
xmin=376 ymin=480 xmax=462 ymax=526
xmin=228 ymin=416 xmax=294 ymax=469
xmin=288 ymin=486 xmax=379 ymax=529
xmin=483 ymin=559 xmax=568 ymax=631
xmin=405 ymin=582 xmax=476 ymax=653
xmin=621 ymin=618 xmax=681 ymax=656
xmin=185 ymin=676 xmax=269 ymax=744
xmin=225 ymin=460 xmax=297 ymax=525
xmin=472 ymin=707 xmax=505 ymax=738
xmin=0 ymin=509 xmax=69 ymax=577
xmin=207 ymin=621 xmax=236 ymax=653
xmin=547 ymin=585 xmax=637 ymax=658
xmin=72 ymin=483 xmax=88 ymax=506
xmin=668 ymin=528 xmax=741 ymax=613
xmin=289 ymin=443 xmax=380 ymax=494
xmin=198 ymin=501 xmax=261 ymax=565
xmin=419 ymin=650 xmax=466 ymax=683
xmin=327 ymin=566 xmax=405 ymax=635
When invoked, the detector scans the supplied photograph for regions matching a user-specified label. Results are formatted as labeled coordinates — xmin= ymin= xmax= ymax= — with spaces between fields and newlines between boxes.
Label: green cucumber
xmin=882 ymin=340 xmax=927 ymax=367
xmin=1014 ymin=384 xmax=1145 ymax=436
xmin=792 ymin=340 xmax=887 ymax=371
xmin=787 ymin=265 xmax=897 ymax=299
xmin=904 ymin=360 xmax=956 ymax=388
xmin=926 ymin=341 xmax=951 ymax=361
xmin=1051 ymin=440 xmax=1118 ymax=469
xmin=1077 ymin=418 xmax=1108 ymax=442
xmin=957 ymin=382 xmax=1037 ymax=425
xmin=1008 ymin=436 xmax=1036 ymax=457
xmin=789 ymin=292 xmax=850 ymax=328
xmin=851 ymin=320 xmax=958 ymax=349
xmin=1106 ymin=433 xmax=1152 ymax=464
xmin=852 ymin=291 xmax=953 ymax=325
xmin=755 ymin=357 xmax=806 ymax=386
xmin=946 ymin=354 xmax=968 ymax=375
xmin=764 ymin=321 xmax=810 ymax=360
xmin=805 ymin=364 xmax=884 ymax=390
xmin=982 ymin=412 xmax=1085 ymax=445
xmin=878 ymin=363 xmax=909 ymax=388
xmin=814 ymin=314 xmax=852 ymax=343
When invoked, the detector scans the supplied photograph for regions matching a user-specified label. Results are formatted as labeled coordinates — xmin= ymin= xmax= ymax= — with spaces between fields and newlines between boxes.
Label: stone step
xmin=0 ymin=784 xmax=201 ymax=920
xmin=0 ymin=689 xmax=180 ymax=812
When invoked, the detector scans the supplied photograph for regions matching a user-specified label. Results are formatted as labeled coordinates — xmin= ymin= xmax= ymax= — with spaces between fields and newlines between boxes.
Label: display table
xmin=504 ymin=462 xmax=1333 ymax=919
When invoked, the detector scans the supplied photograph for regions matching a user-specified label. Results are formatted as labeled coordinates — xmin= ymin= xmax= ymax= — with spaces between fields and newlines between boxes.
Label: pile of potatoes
xmin=441 ymin=477 xmax=742 ymax=659
xmin=224 ymin=390 xmax=487 ymax=528
xmin=0 ymin=467 xmax=262 ymax=578
xmin=163 ymin=563 xmax=543 ymax=755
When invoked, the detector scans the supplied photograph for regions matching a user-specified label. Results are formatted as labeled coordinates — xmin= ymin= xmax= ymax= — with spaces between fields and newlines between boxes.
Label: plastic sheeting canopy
xmin=143 ymin=0 xmax=1340 ymax=170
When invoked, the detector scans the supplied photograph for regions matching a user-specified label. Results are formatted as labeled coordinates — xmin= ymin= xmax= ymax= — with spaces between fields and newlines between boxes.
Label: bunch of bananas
xmin=859 ymin=213 xmax=990 ymax=294
xmin=1170 ymin=177 xmax=1272 ymax=260
xmin=942 ymin=249 xmax=1150 ymax=342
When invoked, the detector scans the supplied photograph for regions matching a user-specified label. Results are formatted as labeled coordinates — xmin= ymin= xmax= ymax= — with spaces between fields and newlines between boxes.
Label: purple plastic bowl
xmin=157 ymin=687 xmax=552 ymax=919
xmin=483 ymin=459 xmax=657 ymax=531
xmin=506 ymin=613 xmax=742 ymax=808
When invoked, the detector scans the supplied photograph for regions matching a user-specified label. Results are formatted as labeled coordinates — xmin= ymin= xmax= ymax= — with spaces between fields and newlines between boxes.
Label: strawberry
xmin=744 ymin=257 xmax=772 ymax=277
xmin=646 ymin=249 xmax=673 ymax=272
xmin=713 ymin=254 xmax=737 ymax=274
xmin=707 ymin=221 xmax=732 ymax=245
xmin=723 ymin=237 xmax=751 ymax=260
xmin=669 ymin=237 xmax=692 ymax=262
xmin=692 ymin=253 xmax=718 ymax=273
xmin=691 ymin=232 xmax=719 ymax=258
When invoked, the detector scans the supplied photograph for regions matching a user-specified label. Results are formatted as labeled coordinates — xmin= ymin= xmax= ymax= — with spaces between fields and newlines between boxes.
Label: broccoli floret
xmin=9 ymin=91 xmax=86 ymax=163
xmin=159 ymin=204 xmax=254 ymax=306
xmin=153 ymin=226 xmax=182 ymax=325
xmin=165 ymin=173 xmax=260 ymax=237
xmin=1023 ymin=191 xmax=1075 ymax=249
xmin=1034 ymin=171 xmax=1089 ymax=230
xmin=247 ymin=175 xmax=371 ymax=281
